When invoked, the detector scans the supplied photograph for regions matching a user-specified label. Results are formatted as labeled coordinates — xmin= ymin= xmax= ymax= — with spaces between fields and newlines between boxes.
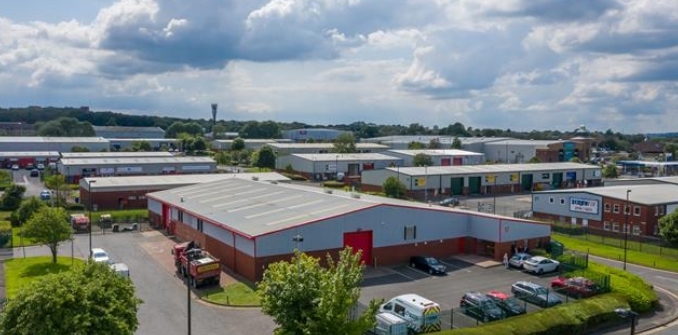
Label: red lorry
xmin=69 ymin=214 xmax=90 ymax=233
xmin=172 ymin=241 xmax=221 ymax=288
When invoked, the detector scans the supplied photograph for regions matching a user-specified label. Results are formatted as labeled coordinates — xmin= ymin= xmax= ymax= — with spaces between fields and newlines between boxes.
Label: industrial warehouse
xmin=146 ymin=178 xmax=551 ymax=282
xmin=58 ymin=156 xmax=217 ymax=182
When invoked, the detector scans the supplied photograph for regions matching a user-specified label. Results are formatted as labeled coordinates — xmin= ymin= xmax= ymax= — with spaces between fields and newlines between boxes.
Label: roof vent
xmin=252 ymin=176 xmax=259 ymax=181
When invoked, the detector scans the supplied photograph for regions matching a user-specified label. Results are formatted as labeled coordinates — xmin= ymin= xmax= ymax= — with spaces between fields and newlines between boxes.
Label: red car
xmin=550 ymin=276 xmax=599 ymax=298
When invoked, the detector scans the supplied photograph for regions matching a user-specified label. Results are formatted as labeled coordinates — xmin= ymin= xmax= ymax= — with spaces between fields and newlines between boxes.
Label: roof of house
xmin=61 ymin=152 xmax=174 ymax=158
xmin=81 ymin=172 xmax=290 ymax=190
xmin=60 ymin=156 xmax=215 ymax=166
xmin=292 ymin=153 xmax=401 ymax=161
xmin=387 ymin=149 xmax=484 ymax=157
xmin=0 ymin=151 xmax=60 ymax=157
xmin=536 ymin=184 xmax=678 ymax=205
xmin=389 ymin=162 xmax=600 ymax=176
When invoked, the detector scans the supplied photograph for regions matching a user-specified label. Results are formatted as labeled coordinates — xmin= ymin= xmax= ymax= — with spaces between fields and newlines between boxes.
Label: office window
xmin=178 ymin=211 xmax=184 ymax=222
xmin=560 ymin=198 xmax=566 ymax=205
xmin=542 ymin=173 xmax=550 ymax=179
xmin=634 ymin=206 xmax=641 ymax=216
xmin=613 ymin=204 xmax=619 ymax=213
xmin=404 ymin=225 xmax=417 ymax=240
xmin=197 ymin=219 xmax=204 ymax=232
xmin=612 ymin=223 xmax=619 ymax=232
xmin=549 ymin=197 xmax=554 ymax=204
xmin=603 ymin=221 xmax=611 ymax=231
xmin=624 ymin=205 xmax=630 ymax=215
xmin=632 ymin=225 xmax=641 ymax=235
xmin=604 ymin=203 xmax=611 ymax=212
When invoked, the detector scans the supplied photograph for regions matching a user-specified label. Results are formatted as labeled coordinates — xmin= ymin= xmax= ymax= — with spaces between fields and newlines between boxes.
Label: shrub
xmin=280 ymin=172 xmax=307 ymax=181
xmin=322 ymin=181 xmax=344 ymax=188
xmin=66 ymin=203 xmax=86 ymax=211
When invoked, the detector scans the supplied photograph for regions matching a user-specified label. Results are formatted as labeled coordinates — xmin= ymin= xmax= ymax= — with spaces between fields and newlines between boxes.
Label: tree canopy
xmin=13 ymin=196 xmax=46 ymax=226
xmin=23 ymin=207 xmax=72 ymax=263
xmin=659 ymin=209 xmax=678 ymax=246
xmin=165 ymin=121 xmax=204 ymax=138
xmin=258 ymin=248 xmax=380 ymax=335
xmin=333 ymin=133 xmax=357 ymax=153
xmin=602 ymin=164 xmax=619 ymax=178
xmin=37 ymin=117 xmax=95 ymax=137
xmin=383 ymin=176 xmax=407 ymax=199
xmin=412 ymin=153 xmax=433 ymax=167
xmin=255 ymin=145 xmax=277 ymax=169
xmin=0 ymin=184 xmax=26 ymax=210
xmin=0 ymin=262 xmax=142 ymax=335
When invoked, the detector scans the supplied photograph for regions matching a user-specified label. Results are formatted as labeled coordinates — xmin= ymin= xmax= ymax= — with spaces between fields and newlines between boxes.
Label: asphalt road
xmin=10 ymin=169 xmax=46 ymax=198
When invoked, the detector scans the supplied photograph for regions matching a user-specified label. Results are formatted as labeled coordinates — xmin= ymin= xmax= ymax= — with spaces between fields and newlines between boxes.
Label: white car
xmin=91 ymin=248 xmax=111 ymax=264
xmin=522 ymin=256 xmax=560 ymax=274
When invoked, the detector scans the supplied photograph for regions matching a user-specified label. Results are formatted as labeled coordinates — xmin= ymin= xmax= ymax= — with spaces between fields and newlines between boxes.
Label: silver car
xmin=508 ymin=253 xmax=532 ymax=269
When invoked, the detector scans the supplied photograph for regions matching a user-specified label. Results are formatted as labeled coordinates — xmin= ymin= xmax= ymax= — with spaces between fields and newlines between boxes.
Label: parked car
xmin=30 ymin=169 xmax=39 ymax=177
xmin=91 ymin=248 xmax=111 ymax=264
xmin=459 ymin=292 xmax=505 ymax=322
xmin=508 ymin=253 xmax=533 ymax=269
xmin=550 ymin=276 xmax=600 ymax=298
xmin=511 ymin=281 xmax=562 ymax=307
xmin=485 ymin=291 xmax=527 ymax=317
xmin=10 ymin=164 xmax=19 ymax=170
xmin=438 ymin=197 xmax=460 ymax=207
xmin=40 ymin=190 xmax=51 ymax=200
xmin=25 ymin=163 xmax=35 ymax=170
xmin=410 ymin=255 xmax=446 ymax=275
xmin=36 ymin=163 xmax=45 ymax=170
xmin=522 ymin=256 xmax=560 ymax=274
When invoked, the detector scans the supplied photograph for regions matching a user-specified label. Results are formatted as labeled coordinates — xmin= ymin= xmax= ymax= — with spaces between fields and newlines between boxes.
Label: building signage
xmin=100 ymin=167 xmax=115 ymax=174
xmin=569 ymin=197 xmax=599 ymax=214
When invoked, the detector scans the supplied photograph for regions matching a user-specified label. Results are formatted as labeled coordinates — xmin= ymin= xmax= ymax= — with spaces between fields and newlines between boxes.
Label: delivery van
xmin=372 ymin=312 xmax=409 ymax=335
xmin=379 ymin=294 xmax=442 ymax=334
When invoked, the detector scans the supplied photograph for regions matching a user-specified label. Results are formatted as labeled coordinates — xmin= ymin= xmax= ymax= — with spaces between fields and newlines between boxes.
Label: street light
xmin=615 ymin=308 xmax=638 ymax=334
xmin=292 ymin=234 xmax=304 ymax=273
xmin=623 ymin=189 xmax=632 ymax=271
xmin=335 ymin=155 xmax=339 ymax=180
xmin=87 ymin=179 xmax=97 ymax=258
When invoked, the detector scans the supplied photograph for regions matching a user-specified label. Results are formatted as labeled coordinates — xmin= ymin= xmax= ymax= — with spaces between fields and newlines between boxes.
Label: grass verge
xmin=198 ymin=282 xmax=261 ymax=306
xmin=11 ymin=227 xmax=40 ymax=248
xmin=5 ymin=256 xmax=86 ymax=299
xmin=552 ymin=233 xmax=678 ymax=272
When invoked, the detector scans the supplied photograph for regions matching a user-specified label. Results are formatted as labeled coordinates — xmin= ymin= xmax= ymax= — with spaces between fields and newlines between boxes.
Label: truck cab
xmin=172 ymin=241 xmax=221 ymax=288
xmin=70 ymin=214 xmax=91 ymax=233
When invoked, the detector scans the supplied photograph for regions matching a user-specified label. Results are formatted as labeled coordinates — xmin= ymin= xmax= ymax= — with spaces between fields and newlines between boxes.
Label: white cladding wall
xmin=235 ymin=234 xmax=254 ymax=256
xmin=148 ymin=198 xmax=162 ymax=215
xmin=255 ymin=205 xmax=471 ymax=257
xmin=499 ymin=219 xmax=551 ymax=242
xmin=204 ymin=222 xmax=234 ymax=247
xmin=184 ymin=212 xmax=197 ymax=230
xmin=532 ymin=192 xmax=603 ymax=221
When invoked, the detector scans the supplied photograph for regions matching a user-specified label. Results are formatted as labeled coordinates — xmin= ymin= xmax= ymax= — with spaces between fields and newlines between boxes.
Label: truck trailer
xmin=172 ymin=241 xmax=220 ymax=288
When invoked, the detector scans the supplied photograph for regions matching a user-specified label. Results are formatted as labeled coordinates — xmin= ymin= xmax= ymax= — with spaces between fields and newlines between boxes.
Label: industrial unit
xmin=361 ymin=162 xmax=603 ymax=199
xmin=0 ymin=136 xmax=110 ymax=152
xmin=269 ymin=142 xmax=390 ymax=156
xmin=275 ymin=153 xmax=403 ymax=181
xmin=93 ymin=126 xmax=166 ymax=139
xmin=385 ymin=149 xmax=485 ymax=167
xmin=60 ymin=151 xmax=174 ymax=159
xmin=147 ymin=178 xmax=551 ymax=282
xmin=108 ymin=138 xmax=180 ymax=151
xmin=281 ymin=128 xmax=351 ymax=142
xmin=483 ymin=139 xmax=588 ymax=164
xmin=532 ymin=184 xmax=678 ymax=237
xmin=80 ymin=172 xmax=290 ymax=210
xmin=211 ymin=139 xmax=286 ymax=151
xmin=58 ymin=156 xmax=217 ymax=183
xmin=0 ymin=151 xmax=60 ymax=169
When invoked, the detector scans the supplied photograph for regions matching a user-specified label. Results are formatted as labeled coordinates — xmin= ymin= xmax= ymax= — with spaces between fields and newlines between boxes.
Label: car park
xmin=30 ymin=169 xmax=39 ymax=177
xmin=25 ymin=163 xmax=35 ymax=170
xmin=91 ymin=248 xmax=111 ymax=264
xmin=511 ymin=281 xmax=562 ymax=307
xmin=410 ymin=255 xmax=446 ymax=275
xmin=522 ymin=256 xmax=560 ymax=274
xmin=550 ymin=276 xmax=600 ymax=298
xmin=36 ymin=163 xmax=45 ymax=170
xmin=485 ymin=291 xmax=527 ymax=317
xmin=10 ymin=164 xmax=18 ymax=170
xmin=508 ymin=253 xmax=532 ymax=269
xmin=459 ymin=292 xmax=505 ymax=322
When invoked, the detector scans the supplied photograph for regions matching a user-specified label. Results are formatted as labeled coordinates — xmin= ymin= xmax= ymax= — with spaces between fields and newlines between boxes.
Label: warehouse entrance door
xmin=343 ymin=231 xmax=373 ymax=266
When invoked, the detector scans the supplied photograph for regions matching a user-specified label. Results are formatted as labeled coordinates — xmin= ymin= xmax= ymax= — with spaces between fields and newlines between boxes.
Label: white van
xmin=373 ymin=312 xmax=409 ymax=335
xmin=379 ymin=294 xmax=442 ymax=334
xmin=110 ymin=263 xmax=130 ymax=278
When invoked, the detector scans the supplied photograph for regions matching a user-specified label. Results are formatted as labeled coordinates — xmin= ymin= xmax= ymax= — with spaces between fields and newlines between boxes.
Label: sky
xmin=1 ymin=0 xmax=677 ymax=133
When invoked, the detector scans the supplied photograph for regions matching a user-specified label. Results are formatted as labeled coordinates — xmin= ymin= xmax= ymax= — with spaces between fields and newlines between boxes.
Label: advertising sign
xmin=570 ymin=197 xmax=599 ymax=214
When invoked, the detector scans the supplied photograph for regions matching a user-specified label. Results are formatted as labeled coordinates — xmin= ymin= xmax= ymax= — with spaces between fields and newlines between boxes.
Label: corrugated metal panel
xmin=148 ymin=198 xmax=162 ymax=214
xmin=204 ymin=222 xmax=234 ymax=246
xmin=235 ymin=234 xmax=254 ymax=256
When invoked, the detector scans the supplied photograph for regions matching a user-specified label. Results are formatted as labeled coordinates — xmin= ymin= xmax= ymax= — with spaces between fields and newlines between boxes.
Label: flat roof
xmin=93 ymin=126 xmax=164 ymax=131
xmin=82 ymin=172 xmax=290 ymax=190
xmin=387 ymin=149 xmax=483 ymax=157
xmin=212 ymin=139 xmax=278 ymax=144
xmin=108 ymin=138 xmax=178 ymax=142
xmin=269 ymin=143 xmax=388 ymax=149
xmin=0 ymin=136 xmax=109 ymax=143
xmin=61 ymin=152 xmax=174 ymax=159
xmin=293 ymin=153 xmax=400 ymax=161
xmin=0 ymin=151 xmax=60 ymax=157
xmin=362 ymin=135 xmax=511 ymax=144
xmin=60 ymin=156 xmax=215 ymax=166
xmin=148 ymin=178 xmax=512 ymax=237
xmin=536 ymin=184 xmax=678 ymax=205
xmin=484 ymin=139 xmax=565 ymax=146
xmin=390 ymin=162 xmax=599 ymax=176
xmin=617 ymin=160 xmax=678 ymax=167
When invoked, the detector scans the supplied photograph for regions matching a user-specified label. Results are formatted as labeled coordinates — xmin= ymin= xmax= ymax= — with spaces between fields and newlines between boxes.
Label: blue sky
xmin=1 ymin=0 xmax=677 ymax=133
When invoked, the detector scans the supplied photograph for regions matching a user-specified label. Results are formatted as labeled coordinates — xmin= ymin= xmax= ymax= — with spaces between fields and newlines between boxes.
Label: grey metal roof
xmin=536 ymin=184 xmax=678 ymax=205
xmin=293 ymin=153 xmax=400 ymax=161
xmin=61 ymin=151 xmax=174 ymax=158
xmin=0 ymin=151 xmax=60 ymax=157
xmin=93 ymin=126 xmax=165 ymax=132
xmin=361 ymin=135 xmax=511 ymax=144
xmin=212 ymin=139 xmax=278 ymax=144
xmin=0 ymin=136 xmax=109 ymax=143
xmin=82 ymin=172 xmax=290 ymax=190
xmin=484 ymin=139 xmax=565 ymax=146
xmin=391 ymin=162 xmax=599 ymax=176
xmin=147 ymin=178 xmax=481 ymax=237
xmin=60 ymin=156 xmax=215 ymax=166
xmin=269 ymin=143 xmax=388 ymax=149
xmin=387 ymin=149 xmax=484 ymax=157
xmin=108 ymin=138 xmax=178 ymax=142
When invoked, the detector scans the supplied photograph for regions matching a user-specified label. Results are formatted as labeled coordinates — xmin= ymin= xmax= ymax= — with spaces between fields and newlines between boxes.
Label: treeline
xmin=0 ymin=106 xmax=659 ymax=151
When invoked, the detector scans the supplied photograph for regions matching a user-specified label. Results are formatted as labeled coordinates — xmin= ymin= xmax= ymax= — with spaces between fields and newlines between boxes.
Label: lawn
xmin=553 ymin=233 xmax=678 ymax=272
xmin=11 ymin=227 xmax=41 ymax=248
xmin=4 ymin=256 xmax=86 ymax=299
xmin=198 ymin=282 xmax=261 ymax=306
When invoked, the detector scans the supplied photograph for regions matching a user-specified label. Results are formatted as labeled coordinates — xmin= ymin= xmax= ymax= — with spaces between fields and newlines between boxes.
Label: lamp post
xmin=87 ymin=179 xmax=97 ymax=258
xmin=615 ymin=308 xmax=638 ymax=334
xmin=623 ymin=189 xmax=631 ymax=271
xmin=424 ymin=166 xmax=428 ymax=203
xmin=292 ymin=234 xmax=304 ymax=273
xmin=335 ymin=155 xmax=339 ymax=180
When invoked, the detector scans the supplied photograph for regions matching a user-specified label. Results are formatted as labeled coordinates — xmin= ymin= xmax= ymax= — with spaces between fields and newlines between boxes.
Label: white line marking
xmin=441 ymin=260 xmax=472 ymax=273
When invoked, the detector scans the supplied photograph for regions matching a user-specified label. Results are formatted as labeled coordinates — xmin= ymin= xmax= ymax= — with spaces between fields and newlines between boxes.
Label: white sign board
xmin=117 ymin=166 xmax=143 ymax=173
xmin=570 ymin=197 xmax=599 ymax=214
xmin=100 ymin=167 xmax=115 ymax=174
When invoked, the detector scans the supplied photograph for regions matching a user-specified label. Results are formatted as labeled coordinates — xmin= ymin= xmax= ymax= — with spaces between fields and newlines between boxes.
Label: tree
xmin=428 ymin=138 xmax=442 ymax=149
xmin=37 ymin=117 xmax=95 ymax=137
xmin=214 ymin=151 xmax=231 ymax=165
xmin=22 ymin=207 xmax=72 ymax=263
xmin=44 ymin=173 xmax=67 ymax=207
xmin=451 ymin=137 xmax=462 ymax=149
xmin=258 ymin=248 xmax=380 ymax=335
xmin=71 ymin=146 xmax=90 ymax=152
xmin=383 ymin=176 xmax=407 ymax=198
xmin=569 ymin=157 xmax=582 ymax=163
xmin=333 ymin=133 xmax=357 ymax=153
xmin=413 ymin=153 xmax=433 ymax=167
xmin=0 ymin=261 xmax=142 ymax=335
xmin=212 ymin=124 xmax=227 ymax=139
xmin=14 ymin=196 xmax=46 ymax=226
xmin=527 ymin=156 xmax=541 ymax=163
xmin=192 ymin=136 xmax=208 ymax=152
xmin=256 ymin=145 xmax=277 ymax=169
xmin=603 ymin=164 xmax=619 ymax=178
xmin=131 ymin=140 xmax=152 ymax=151
xmin=659 ymin=209 xmax=678 ymax=246
xmin=0 ymin=184 xmax=26 ymax=210
xmin=231 ymin=138 xmax=246 ymax=151
xmin=407 ymin=141 xmax=426 ymax=150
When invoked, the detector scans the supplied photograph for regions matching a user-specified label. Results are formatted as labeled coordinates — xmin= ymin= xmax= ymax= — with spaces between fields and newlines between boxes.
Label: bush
xmin=588 ymin=263 xmax=657 ymax=313
xmin=66 ymin=203 xmax=85 ymax=211
xmin=280 ymin=172 xmax=308 ymax=181
xmin=322 ymin=181 xmax=344 ymax=188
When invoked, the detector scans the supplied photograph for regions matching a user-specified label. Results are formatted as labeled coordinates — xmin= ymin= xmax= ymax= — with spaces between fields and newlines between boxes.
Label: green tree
xmin=659 ymin=209 xmax=678 ymax=246
xmin=0 ymin=261 xmax=142 ymax=335
xmin=37 ymin=117 xmax=95 ymax=137
xmin=0 ymin=184 xmax=26 ymax=210
xmin=14 ymin=196 xmax=46 ymax=226
xmin=256 ymin=145 xmax=277 ymax=169
xmin=407 ymin=141 xmax=426 ymax=150
xmin=192 ymin=136 xmax=208 ymax=152
xmin=71 ymin=146 xmax=91 ymax=152
xmin=527 ymin=156 xmax=541 ymax=163
xmin=44 ymin=173 xmax=67 ymax=207
xmin=428 ymin=139 xmax=442 ymax=149
xmin=569 ymin=157 xmax=582 ymax=163
xmin=603 ymin=164 xmax=619 ymax=178
xmin=451 ymin=137 xmax=462 ymax=149
xmin=22 ymin=207 xmax=72 ymax=263
xmin=132 ymin=140 xmax=152 ymax=151
xmin=212 ymin=124 xmax=227 ymax=139
xmin=231 ymin=138 xmax=246 ymax=151
xmin=383 ymin=176 xmax=407 ymax=198
xmin=412 ymin=153 xmax=433 ymax=167
xmin=258 ymin=248 xmax=380 ymax=335
xmin=214 ymin=151 xmax=231 ymax=165
xmin=333 ymin=133 xmax=357 ymax=153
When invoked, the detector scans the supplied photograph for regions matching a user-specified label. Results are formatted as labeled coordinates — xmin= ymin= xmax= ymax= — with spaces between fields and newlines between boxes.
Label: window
xmin=654 ymin=225 xmax=659 ymax=235
xmin=542 ymin=173 xmax=550 ymax=179
xmin=632 ymin=225 xmax=641 ymax=235
xmin=560 ymin=198 xmax=566 ymax=205
xmin=623 ymin=224 xmax=629 ymax=234
xmin=549 ymin=197 xmax=554 ymax=204
xmin=394 ymin=304 xmax=406 ymax=316
xmin=655 ymin=206 xmax=660 ymax=217
xmin=197 ymin=219 xmax=204 ymax=232
xmin=612 ymin=223 xmax=619 ymax=232
xmin=604 ymin=203 xmax=611 ymax=212
xmin=603 ymin=221 xmax=611 ymax=231
xmin=178 ymin=211 xmax=184 ymax=222
xmin=404 ymin=225 xmax=417 ymax=240
xmin=624 ymin=205 xmax=630 ymax=215
xmin=613 ymin=204 xmax=620 ymax=213
xmin=634 ymin=206 xmax=641 ymax=216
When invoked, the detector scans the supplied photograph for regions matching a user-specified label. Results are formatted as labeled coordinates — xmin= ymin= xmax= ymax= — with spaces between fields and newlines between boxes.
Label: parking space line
xmin=387 ymin=267 xmax=419 ymax=281
xmin=440 ymin=260 xmax=472 ymax=273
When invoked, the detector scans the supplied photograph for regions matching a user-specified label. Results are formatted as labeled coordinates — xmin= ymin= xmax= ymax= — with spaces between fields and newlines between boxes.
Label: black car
xmin=460 ymin=292 xmax=505 ymax=322
xmin=410 ymin=255 xmax=446 ymax=275
xmin=29 ymin=169 xmax=39 ymax=177
xmin=485 ymin=291 xmax=527 ymax=317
